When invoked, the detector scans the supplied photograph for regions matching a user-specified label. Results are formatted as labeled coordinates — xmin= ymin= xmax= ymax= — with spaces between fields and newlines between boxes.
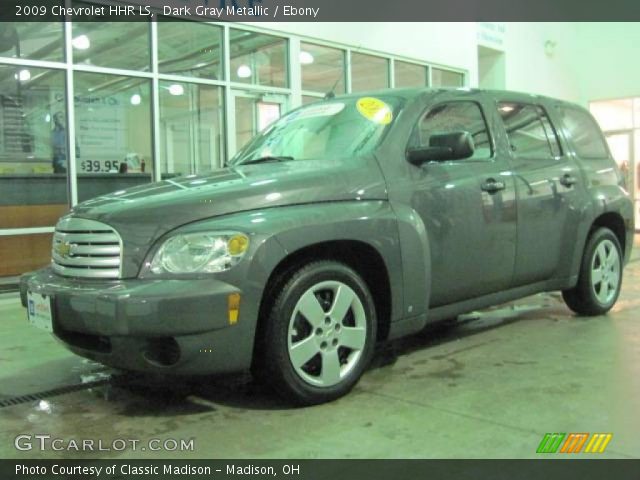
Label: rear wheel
xmin=562 ymin=227 xmax=623 ymax=316
xmin=258 ymin=261 xmax=376 ymax=405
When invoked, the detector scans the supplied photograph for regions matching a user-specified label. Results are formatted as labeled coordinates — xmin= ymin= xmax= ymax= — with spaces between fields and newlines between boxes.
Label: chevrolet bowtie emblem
xmin=55 ymin=241 xmax=72 ymax=258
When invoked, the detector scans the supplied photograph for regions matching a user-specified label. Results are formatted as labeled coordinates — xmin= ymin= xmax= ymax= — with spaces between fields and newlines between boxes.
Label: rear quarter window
xmin=556 ymin=106 xmax=610 ymax=159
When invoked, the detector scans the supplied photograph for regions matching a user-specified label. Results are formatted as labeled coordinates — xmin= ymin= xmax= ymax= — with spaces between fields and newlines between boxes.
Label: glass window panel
xmin=557 ymin=106 xmax=609 ymax=159
xmin=230 ymin=29 xmax=287 ymax=88
xmin=0 ymin=23 xmax=64 ymax=62
xmin=73 ymin=72 xmax=152 ymax=202
xmin=72 ymin=19 xmax=150 ymax=71
xmin=351 ymin=52 xmax=389 ymax=92
xmin=0 ymin=66 xmax=69 ymax=229
xmin=412 ymin=101 xmax=492 ymax=160
xmin=498 ymin=103 xmax=561 ymax=159
xmin=589 ymin=99 xmax=633 ymax=131
xmin=432 ymin=68 xmax=465 ymax=87
xmin=300 ymin=42 xmax=345 ymax=94
xmin=634 ymin=98 xmax=640 ymax=128
xmin=160 ymin=81 xmax=224 ymax=177
xmin=394 ymin=61 xmax=427 ymax=88
xmin=158 ymin=19 xmax=223 ymax=80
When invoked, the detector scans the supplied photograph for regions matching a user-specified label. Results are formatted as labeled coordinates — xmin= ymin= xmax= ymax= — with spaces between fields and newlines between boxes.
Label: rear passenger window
xmin=498 ymin=103 xmax=562 ymax=159
xmin=411 ymin=101 xmax=492 ymax=160
xmin=556 ymin=106 xmax=609 ymax=158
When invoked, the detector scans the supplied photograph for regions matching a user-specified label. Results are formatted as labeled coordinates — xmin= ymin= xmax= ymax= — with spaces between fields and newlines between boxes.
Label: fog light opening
xmin=143 ymin=337 xmax=181 ymax=367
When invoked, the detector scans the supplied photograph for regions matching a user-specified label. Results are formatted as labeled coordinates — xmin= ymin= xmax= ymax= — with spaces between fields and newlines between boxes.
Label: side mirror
xmin=407 ymin=131 xmax=475 ymax=165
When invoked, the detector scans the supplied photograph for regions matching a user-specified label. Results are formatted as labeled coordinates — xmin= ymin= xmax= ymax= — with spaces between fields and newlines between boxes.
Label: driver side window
xmin=410 ymin=101 xmax=493 ymax=160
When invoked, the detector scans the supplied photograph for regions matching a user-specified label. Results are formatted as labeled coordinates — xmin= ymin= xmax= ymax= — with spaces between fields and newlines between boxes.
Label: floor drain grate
xmin=0 ymin=379 xmax=109 ymax=409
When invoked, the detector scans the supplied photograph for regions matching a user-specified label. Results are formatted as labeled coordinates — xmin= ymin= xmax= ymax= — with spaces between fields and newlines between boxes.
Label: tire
xmin=562 ymin=227 xmax=623 ymax=316
xmin=258 ymin=260 xmax=377 ymax=405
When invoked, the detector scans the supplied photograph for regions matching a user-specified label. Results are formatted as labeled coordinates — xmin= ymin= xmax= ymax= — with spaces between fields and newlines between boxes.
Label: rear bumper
xmin=20 ymin=268 xmax=256 ymax=375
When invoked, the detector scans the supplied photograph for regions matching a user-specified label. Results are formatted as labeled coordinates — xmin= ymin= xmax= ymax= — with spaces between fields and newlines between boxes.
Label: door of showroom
xmin=228 ymin=90 xmax=288 ymax=159
xmin=605 ymin=130 xmax=637 ymax=230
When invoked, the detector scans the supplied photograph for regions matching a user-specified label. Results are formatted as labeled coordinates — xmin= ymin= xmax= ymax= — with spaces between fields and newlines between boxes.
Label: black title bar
xmin=4 ymin=0 xmax=640 ymax=21
xmin=2 ymin=459 xmax=640 ymax=480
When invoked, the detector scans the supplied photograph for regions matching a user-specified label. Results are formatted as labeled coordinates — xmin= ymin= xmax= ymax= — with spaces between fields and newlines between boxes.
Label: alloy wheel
xmin=287 ymin=280 xmax=367 ymax=387
xmin=590 ymin=238 xmax=621 ymax=305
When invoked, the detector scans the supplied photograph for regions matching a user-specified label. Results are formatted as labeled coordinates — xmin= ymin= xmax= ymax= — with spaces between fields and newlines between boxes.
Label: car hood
xmin=71 ymin=156 xmax=388 ymax=244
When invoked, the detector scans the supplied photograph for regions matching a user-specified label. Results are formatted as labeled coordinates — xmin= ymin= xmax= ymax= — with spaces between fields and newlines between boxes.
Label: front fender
xmin=266 ymin=201 xmax=405 ymax=324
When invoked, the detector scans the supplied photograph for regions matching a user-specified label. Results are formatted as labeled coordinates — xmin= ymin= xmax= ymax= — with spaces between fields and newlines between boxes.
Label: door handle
xmin=560 ymin=174 xmax=577 ymax=187
xmin=481 ymin=178 xmax=506 ymax=193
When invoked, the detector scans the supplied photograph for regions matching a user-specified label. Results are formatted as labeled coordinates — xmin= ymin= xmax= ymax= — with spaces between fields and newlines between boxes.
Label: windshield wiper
xmin=240 ymin=156 xmax=294 ymax=166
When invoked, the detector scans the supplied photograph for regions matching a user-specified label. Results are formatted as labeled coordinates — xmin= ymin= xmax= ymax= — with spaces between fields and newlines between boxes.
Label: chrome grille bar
xmin=51 ymin=217 xmax=122 ymax=279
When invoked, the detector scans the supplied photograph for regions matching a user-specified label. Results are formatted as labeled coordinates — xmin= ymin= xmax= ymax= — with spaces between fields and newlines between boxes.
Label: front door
xmin=405 ymin=96 xmax=517 ymax=307
xmin=229 ymin=91 xmax=288 ymax=157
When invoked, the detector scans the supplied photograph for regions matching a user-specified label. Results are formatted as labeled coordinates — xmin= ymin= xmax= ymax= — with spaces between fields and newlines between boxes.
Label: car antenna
xmin=324 ymin=44 xmax=363 ymax=100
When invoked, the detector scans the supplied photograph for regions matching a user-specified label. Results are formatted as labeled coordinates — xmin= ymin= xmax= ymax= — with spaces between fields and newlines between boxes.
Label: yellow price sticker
xmin=356 ymin=97 xmax=393 ymax=125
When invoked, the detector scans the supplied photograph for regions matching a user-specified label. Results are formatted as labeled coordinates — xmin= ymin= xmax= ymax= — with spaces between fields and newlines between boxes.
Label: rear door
xmin=492 ymin=99 xmax=583 ymax=285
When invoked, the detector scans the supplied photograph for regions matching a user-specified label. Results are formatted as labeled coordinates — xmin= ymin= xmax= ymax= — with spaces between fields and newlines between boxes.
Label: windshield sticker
xmin=356 ymin=97 xmax=393 ymax=125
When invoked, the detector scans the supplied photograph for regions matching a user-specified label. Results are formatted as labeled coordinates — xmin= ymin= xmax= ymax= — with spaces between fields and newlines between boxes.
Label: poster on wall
xmin=74 ymin=92 xmax=127 ymax=173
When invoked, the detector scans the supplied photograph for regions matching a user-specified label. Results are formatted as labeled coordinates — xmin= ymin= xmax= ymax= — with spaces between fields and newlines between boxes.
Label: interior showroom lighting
xmin=236 ymin=64 xmax=252 ymax=78
xmin=15 ymin=69 xmax=31 ymax=82
xmin=71 ymin=34 xmax=90 ymax=50
xmin=299 ymin=50 xmax=314 ymax=65
xmin=130 ymin=93 xmax=141 ymax=105
xmin=168 ymin=84 xmax=185 ymax=96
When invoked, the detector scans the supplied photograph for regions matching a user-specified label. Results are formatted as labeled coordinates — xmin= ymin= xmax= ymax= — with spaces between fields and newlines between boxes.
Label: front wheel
xmin=562 ymin=227 xmax=623 ymax=316
xmin=258 ymin=261 xmax=377 ymax=405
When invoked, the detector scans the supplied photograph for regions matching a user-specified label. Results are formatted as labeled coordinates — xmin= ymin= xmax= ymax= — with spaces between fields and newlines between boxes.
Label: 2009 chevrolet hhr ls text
xmin=22 ymin=89 xmax=634 ymax=405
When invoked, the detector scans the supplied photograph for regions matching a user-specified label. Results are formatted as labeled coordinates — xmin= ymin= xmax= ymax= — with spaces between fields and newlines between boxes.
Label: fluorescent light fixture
xmin=130 ymin=94 xmax=141 ymax=105
xmin=72 ymin=34 xmax=90 ymax=50
xmin=236 ymin=64 xmax=252 ymax=78
xmin=168 ymin=84 xmax=184 ymax=96
xmin=299 ymin=51 xmax=314 ymax=65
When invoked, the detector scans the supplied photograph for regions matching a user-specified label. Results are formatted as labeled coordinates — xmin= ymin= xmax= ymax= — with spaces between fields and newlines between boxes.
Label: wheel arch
xmin=591 ymin=211 xmax=627 ymax=257
xmin=253 ymin=239 xmax=393 ymax=363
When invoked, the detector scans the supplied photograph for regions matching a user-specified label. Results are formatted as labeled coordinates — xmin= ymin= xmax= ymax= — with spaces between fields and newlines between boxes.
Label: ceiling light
xmin=236 ymin=64 xmax=252 ymax=79
xmin=299 ymin=51 xmax=314 ymax=65
xmin=72 ymin=34 xmax=90 ymax=50
xmin=168 ymin=84 xmax=184 ymax=96
xmin=15 ymin=69 xmax=31 ymax=82
xmin=130 ymin=94 xmax=141 ymax=106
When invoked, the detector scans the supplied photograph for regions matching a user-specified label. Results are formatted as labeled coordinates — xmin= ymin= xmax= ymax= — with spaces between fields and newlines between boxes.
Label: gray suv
xmin=21 ymin=89 xmax=634 ymax=405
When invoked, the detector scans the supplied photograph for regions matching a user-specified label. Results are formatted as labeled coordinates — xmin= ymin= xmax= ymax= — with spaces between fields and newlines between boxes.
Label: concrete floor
xmin=1 ymin=243 xmax=639 ymax=459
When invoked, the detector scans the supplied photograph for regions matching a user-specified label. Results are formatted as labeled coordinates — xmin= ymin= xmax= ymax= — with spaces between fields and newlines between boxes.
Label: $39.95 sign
xmin=80 ymin=160 xmax=120 ymax=173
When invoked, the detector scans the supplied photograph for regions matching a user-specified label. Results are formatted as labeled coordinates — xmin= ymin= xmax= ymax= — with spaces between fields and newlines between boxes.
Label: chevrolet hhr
xmin=21 ymin=89 xmax=634 ymax=405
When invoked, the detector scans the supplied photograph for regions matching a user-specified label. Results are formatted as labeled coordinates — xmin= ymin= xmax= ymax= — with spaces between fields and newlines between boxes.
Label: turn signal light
xmin=228 ymin=293 xmax=241 ymax=325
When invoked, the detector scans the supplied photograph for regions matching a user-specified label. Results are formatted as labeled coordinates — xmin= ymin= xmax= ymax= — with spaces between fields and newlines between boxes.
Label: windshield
xmin=231 ymin=96 xmax=402 ymax=165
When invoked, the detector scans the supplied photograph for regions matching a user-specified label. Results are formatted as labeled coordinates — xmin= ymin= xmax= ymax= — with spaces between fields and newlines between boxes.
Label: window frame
xmin=407 ymin=99 xmax=496 ymax=163
xmin=497 ymin=101 xmax=564 ymax=161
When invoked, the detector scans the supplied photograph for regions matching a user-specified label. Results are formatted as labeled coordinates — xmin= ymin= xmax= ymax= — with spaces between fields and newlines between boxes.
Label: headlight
xmin=150 ymin=232 xmax=249 ymax=274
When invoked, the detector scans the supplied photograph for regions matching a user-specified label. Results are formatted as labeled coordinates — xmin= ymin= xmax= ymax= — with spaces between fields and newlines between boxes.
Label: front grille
xmin=52 ymin=217 xmax=122 ymax=279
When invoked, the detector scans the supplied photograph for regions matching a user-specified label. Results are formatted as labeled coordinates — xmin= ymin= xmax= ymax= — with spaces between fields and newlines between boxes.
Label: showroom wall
xmin=255 ymin=22 xmax=640 ymax=105
xmin=247 ymin=22 xmax=479 ymax=84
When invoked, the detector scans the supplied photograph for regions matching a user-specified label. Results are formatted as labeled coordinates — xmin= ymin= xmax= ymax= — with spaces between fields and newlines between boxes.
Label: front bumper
xmin=20 ymin=268 xmax=256 ymax=375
